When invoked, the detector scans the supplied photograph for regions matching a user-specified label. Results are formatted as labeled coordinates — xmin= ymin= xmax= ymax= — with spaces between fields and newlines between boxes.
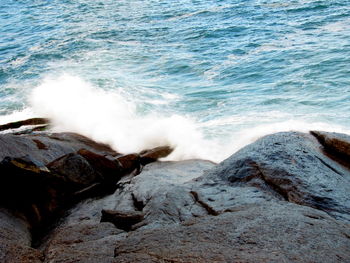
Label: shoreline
xmin=0 ymin=118 xmax=349 ymax=262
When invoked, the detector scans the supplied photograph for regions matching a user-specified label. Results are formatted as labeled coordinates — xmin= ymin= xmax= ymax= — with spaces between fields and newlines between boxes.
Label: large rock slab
xmin=1 ymin=130 xmax=350 ymax=262
xmin=109 ymin=160 xmax=216 ymax=229
xmin=114 ymin=202 xmax=350 ymax=263
xmin=40 ymin=160 xmax=215 ymax=262
xmin=206 ymin=131 xmax=350 ymax=222
xmin=45 ymin=159 xmax=215 ymax=228
xmin=42 ymin=145 xmax=350 ymax=262
xmin=0 ymin=132 xmax=119 ymax=165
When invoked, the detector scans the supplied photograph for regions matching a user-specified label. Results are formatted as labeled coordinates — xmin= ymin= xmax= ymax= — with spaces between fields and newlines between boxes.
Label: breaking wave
xmin=25 ymin=74 xmax=350 ymax=162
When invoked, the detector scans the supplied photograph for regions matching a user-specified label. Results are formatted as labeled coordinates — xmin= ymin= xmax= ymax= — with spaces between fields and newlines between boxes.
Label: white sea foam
xmin=0 ymin=108 xmax=34 ymax=125
xmin=29 ymin=74 xmax=210 ymax=160
xmin=28 ymin=74 xmax=350 ymax=163
xmin=219 ymin=120 xmax=350 ymax=159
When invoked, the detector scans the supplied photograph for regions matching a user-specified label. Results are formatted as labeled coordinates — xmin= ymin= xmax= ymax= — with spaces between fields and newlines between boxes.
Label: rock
xmin=1 ymin=130 xmax=350 ymax=262
xmin=311 ymin=130 xmax=350 ymax=166
xmin=0 ymin=118 xmax=49 ymax=132
xmin=5 ymin=155 xmax=49 ymax=174
xmin=206 ymin=131 xmax=350 ymax=223
xmin=114 ymin=202 xmax=350 ymax=263
xmin=77 ymin=149 xmax=123 ymax=183
xmin=47 ymin=153 xmax=102 ymax=187
xmin=37 ymin=159 xmax=215 ymax=262
xmin=0 ymin=148 xmax=128 ymax=236
xmin=140 ymin=146 xmax=173 ymax=165
xmin=52 ymin=133 xmax=119 ymax=156
xmin=101 ymin=210 xmax=144 ymax=231
xmin=42 ymin=222 xmax=124 ymax=263
xmin=0 ymin=208 xmax=43 ymax=263
xmin=116 ymin=153 xmax=140 ymax=174
xmin=0 ymin=132 xmax=119 ymax=165
xmin=0 ymin=156 xmax=66 ymax=229
xmin=110 ymin=160 xmax=216 ymax=228
xmin=40 ymin=159 xmax=215 ymax=229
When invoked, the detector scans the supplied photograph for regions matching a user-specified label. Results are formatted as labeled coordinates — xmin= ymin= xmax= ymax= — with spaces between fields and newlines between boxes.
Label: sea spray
xmin=29 ymin=74 xmax=213 ymax=160
xmin=27 ymin=74 xmax=350 ymax=163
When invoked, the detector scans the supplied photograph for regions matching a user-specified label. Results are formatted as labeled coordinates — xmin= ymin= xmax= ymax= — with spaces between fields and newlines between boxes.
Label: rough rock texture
xmin=101 ymin=210 xmax=144 ymax=231
xmin=39 ymin=159 xmax=214 ymax=262
xmin=114 ymin=203 xmax=350 ymax=263
xmin=206 ymin=132 xmax=350 ymax=222
xmin=311 ymin=130 xmax=350 ymax=169
xmin=109 ymin=131 xmax=350 ymax=262
xmin=0 ymin=127 xmax=174 ymax=262
xmin=0 ymin=132 xmax=119 ymax=164
xmin=0 ymin=209 xmax=43 ymax=263
xmin=1 ymin=128 xmax=350 ymax=262
xmin=42 ymin=222 xmax=123 ymax=263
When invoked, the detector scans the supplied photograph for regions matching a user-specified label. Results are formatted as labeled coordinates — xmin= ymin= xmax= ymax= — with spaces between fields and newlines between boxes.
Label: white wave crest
xmin=28 ymin=74 xmax=350 ymax=163
xmin=29 ymin=74 xmax=211 ymax=160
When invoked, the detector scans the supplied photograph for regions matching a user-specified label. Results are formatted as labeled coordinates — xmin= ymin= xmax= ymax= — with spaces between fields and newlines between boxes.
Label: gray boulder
xmin=206 ymin=132 xmax=350 ymax=222
xmin=1 ymin=129 xmax=350 ymax=262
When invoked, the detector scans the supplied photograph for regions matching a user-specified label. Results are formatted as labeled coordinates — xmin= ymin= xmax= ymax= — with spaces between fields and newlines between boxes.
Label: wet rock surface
xmin=0 ymin=118 xmax=49 ymax=132
xmin=0 ymin=208 xmax=43 ymax=263
xmin=0 ymin=132 xmax=118 ymax=164
xmin=140 ymin=146 xmax=174 ymax=165
xmin=206 ymin=132 xmax=350 ymax=222
xmin=0 ymin=123 xmax=349 ymax=262
xmin=114 ymin=203 xmax=350 ymax=263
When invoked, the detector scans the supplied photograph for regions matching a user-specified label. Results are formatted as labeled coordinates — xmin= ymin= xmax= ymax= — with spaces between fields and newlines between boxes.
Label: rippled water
xmin=1 ymin=0 xmax=350 ymax=161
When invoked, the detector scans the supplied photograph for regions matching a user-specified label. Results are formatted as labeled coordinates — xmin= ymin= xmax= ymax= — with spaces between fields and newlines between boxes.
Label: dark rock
xmin=37 ymin=159 xmax=215 ymax=261
xmin=0 ymin=156 xmax=65 ymax=228
xmin=311 ymin=130 xmax=350 ymax=167
xmin=47 ymin=153 xmax=102 ymax=187
xmin=140 ymin=146 xmax=173 ymax=165
xmin=0 ymin=137 xmax=124 ymax=245
xmin=0 ymin=132 xmax=119 ymax=165
xmin=116 ymin=153 xmax=140 ymax=174
xmin=77 ymin=149 xmax=123 ymax=183
xmin=51 ymin=133 xmax=119 ymax=156
xmin=4 ymin=155 xmax=49 ymax=174
xmin=101 ymin=210 xmax=144 ymax=231
xmin=32 ymin=139 xmax=48 ymax=150
xmin=0 ymin=118 xmax=49 ymax=132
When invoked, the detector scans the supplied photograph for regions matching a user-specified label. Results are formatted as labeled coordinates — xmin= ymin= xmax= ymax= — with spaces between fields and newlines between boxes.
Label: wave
xmin=9 ymin=74 xmax=347 ymax=163
xmin=29 ymin=74 xmax=211 ymax=160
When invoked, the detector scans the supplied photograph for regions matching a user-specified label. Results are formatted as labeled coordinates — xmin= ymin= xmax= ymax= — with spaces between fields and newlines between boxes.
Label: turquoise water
xmin=1 ymin=0 xmax=350 ymax=161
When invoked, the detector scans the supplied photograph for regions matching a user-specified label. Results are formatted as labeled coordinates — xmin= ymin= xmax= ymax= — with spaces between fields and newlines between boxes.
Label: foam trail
xmin=29 ymin=74 xmax=350 ymax=163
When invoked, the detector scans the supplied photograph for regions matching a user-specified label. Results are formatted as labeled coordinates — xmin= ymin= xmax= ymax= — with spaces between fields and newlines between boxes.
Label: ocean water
xmin=1 ymin=0 xmax=350 ymax=162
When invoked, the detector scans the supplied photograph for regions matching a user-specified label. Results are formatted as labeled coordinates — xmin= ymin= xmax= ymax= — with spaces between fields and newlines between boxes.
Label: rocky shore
xmin=0 ymin=118 xmax=349 ymax=262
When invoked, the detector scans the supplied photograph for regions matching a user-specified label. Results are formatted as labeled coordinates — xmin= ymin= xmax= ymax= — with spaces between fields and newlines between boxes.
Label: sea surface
xmin=1 ymin=0 xmax=350 ymax=161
